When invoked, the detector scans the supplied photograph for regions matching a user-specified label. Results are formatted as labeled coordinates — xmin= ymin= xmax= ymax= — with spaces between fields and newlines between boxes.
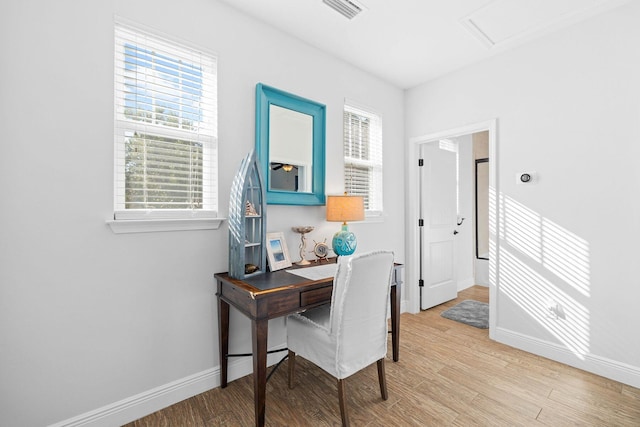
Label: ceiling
xmin=216 ymin=0 xmax=631 ymax=89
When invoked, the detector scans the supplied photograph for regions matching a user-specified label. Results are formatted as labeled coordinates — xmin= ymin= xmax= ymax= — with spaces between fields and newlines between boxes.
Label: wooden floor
xmin=125 ymin=286 xmax=640 ymax=426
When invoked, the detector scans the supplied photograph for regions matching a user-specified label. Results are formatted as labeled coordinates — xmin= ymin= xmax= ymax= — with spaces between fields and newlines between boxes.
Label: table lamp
xmin=326 ymin=193 xmax=365 ymax=256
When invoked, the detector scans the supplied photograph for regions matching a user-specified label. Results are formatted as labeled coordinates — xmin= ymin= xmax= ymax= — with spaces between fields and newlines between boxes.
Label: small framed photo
xmin=266 ymin=232 xmax=292 ymax=271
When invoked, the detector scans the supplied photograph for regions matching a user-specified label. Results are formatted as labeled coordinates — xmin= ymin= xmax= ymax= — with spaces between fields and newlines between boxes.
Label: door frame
xmin=406 ymin=119 xmax=499 ymax=336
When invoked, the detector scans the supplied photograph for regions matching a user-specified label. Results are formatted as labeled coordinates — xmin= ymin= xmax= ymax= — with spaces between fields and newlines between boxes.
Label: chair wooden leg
xmin=337 ymin=378 xmax=350 ymax=426
xmin=377 ymin=358 xmax=388 ymax=400
xmin=288 ymin=350 xmax=296 ymax=389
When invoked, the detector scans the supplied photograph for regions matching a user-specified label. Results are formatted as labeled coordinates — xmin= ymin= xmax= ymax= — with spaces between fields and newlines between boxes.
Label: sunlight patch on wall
xmin=498 ymin=194 xmax=591 ymax=359
xmin=502 ymin=194 xmax=543 ymax=263
xmin=501 ymin=196 xmax=590 ymax=296
xmin=501 ymin=249 xmax=590 ymax=359
xmin=489 ymin=186 xmax=498 ymax=285
xmin=541 ymin=219 xmax=590 ymax=296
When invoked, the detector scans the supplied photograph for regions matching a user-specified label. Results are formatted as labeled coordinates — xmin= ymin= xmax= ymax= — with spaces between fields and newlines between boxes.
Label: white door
xmin=420 ymin=141 xmax=458 ymax=310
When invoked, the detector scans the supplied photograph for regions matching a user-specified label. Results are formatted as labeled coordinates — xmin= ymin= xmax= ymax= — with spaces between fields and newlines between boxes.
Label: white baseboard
xmin=51 ymin=325 xmax=640 ymax=426
xmin=49 ymin=351 xmax=285 ymax=427
xmin=494 ymin=326 xmax=640 ymax=389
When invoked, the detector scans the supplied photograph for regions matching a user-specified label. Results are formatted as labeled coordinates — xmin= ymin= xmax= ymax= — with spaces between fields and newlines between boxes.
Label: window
xmin=113 ymin=22 xmax=218 ymax=223
xmin=343 ymin=102 xmax=383 ymax=216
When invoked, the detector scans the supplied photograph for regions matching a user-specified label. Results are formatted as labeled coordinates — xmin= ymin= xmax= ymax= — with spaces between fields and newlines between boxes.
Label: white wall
xmin=0 ymin=1 xmax=404 ymax=425
xmin=406 ymin=2 xmax=640 ymax=387
xmin=453 ymin=135 xmax=475 ymax=290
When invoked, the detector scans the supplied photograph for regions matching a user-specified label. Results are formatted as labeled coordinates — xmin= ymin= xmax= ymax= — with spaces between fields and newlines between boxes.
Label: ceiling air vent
xmin=322 ymin=0 xmax=366 ymax=20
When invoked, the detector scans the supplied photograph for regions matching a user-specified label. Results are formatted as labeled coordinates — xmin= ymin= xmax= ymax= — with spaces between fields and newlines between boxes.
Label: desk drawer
xmin=300 ymin=286 xmax=332 ymax=307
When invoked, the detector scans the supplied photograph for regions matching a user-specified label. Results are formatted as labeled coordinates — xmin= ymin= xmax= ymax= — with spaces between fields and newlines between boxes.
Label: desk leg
xmin=390 ymin=284 xmax=400 ymax=362
xmin=251 ymin=318 xmax=268 ymax=427
xmin=218 ymin=297 xmax=230 ymax=388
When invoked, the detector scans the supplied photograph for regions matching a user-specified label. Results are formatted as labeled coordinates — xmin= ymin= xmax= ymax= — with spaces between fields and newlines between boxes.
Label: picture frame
xmin=266 ymin=232 xmax=292 ymax=271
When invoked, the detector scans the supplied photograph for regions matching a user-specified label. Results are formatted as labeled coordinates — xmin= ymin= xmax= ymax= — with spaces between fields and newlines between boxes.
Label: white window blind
xmin=343 ymin=102 xmax=383 ymax=215
xmin=114 ymin=22 xmax=218 ymax=220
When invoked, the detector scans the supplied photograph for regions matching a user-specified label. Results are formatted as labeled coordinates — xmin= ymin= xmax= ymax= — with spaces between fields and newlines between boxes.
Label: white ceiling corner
xmin=216 ymin=0 xmax=633 ymax=89
xmin=460 ymin=0 xmax=631 ymax=49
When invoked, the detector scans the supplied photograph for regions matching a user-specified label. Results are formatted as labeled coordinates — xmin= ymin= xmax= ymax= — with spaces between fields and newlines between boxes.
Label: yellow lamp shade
xmin=326 ymin=194 xmax=365 ymax=223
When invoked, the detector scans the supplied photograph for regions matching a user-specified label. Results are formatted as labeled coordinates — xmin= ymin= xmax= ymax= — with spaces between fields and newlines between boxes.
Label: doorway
xmin=417 ymin=132 xmax=489 ymax=310
xmin=406 ymin=120 xmax=498 ymax=333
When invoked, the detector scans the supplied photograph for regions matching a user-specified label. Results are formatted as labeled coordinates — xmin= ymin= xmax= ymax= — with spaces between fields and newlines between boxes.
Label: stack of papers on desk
xmin=286 ymin=263 xmax=337 ymax=281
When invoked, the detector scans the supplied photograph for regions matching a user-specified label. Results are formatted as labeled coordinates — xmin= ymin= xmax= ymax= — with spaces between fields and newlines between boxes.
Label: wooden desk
xmin=215 ymin=261 xmax=403 ymax=427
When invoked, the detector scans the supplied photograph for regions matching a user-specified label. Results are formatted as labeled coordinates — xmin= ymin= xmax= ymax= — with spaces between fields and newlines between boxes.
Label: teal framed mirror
xmin=255 ymin=83 xmax=326 ymax=205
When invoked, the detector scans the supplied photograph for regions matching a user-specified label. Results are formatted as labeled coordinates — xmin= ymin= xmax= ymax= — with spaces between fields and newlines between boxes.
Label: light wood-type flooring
xmin=125 ymin=286 xmax=640 ymax=426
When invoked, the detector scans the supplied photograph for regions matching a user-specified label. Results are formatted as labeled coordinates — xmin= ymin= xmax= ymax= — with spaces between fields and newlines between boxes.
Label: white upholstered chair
xmin=286 ymin=250 xmax=395 ymax=426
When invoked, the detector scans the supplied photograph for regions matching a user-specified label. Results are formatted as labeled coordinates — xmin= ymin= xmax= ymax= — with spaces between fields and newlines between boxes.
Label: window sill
xmin=107 ymin=217 xmax=225 ymax=234
xmin=363 ymin=212 xmax=385 ymax=223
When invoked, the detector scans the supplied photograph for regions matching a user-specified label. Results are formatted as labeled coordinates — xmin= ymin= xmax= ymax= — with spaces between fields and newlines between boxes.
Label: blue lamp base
xmin=332 ymin=224 xmax=357 ymax=256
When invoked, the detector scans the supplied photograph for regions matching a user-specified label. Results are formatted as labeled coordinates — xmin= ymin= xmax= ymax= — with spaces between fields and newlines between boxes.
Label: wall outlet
xmin=546 ymin=300 xmax=558 ymax=318
xmin=546 ymin=300 xmax=566 ymax=319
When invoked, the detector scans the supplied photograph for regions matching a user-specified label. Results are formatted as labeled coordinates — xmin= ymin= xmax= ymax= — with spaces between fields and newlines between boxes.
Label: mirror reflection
xmin=255 ymin=83 xmax=326 ymax=206
xmin=269 ymin=105 xmax=313 ymax=192
xmin=475 ymin=158 xmax=489 ymax=260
